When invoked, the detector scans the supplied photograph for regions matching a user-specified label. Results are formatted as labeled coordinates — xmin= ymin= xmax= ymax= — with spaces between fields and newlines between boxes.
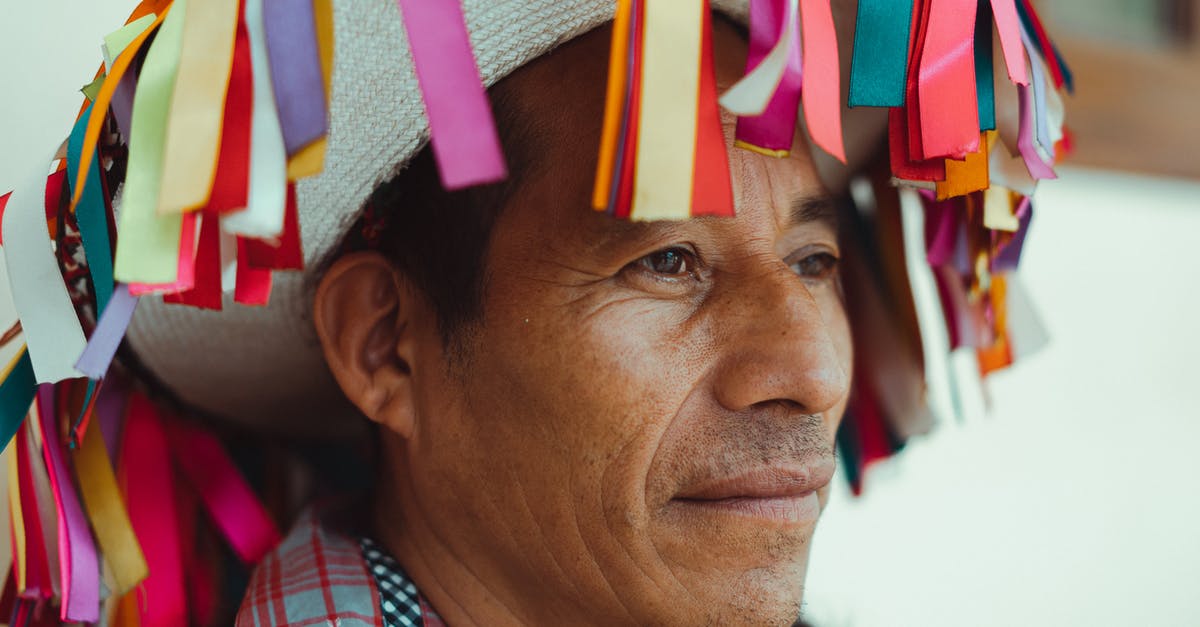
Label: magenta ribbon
xmin=121 ymin=393 xmax=188 ymax=624
xmin=918 ymin=0 xmax=980 ymax=159
xmin=923 ymin=194 xmax=961 ymax=267
xmin=14 ymin=422 xmax=54 ymax=601
xmin=262 ymin=0 xmax=328 ymax=155
xmin=167 ymin=420 xmax=281 ymax=564
xmin=35 ymin=386 xmax=99 ymax=623
xmin=394 ymin=0 xmax=507 ymax=189
xmin=735 ymin=0 xmax=804 ymax=153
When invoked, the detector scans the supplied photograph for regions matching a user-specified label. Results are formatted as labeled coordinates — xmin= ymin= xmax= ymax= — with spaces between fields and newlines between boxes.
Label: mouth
xmin=669 ymin=458 xmax=836 ymax=527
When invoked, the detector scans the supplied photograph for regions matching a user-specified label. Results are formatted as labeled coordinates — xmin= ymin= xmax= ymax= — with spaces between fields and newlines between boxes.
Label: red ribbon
xmin=203 ymin=0 xmax=253 ymax=214
xmin=691 ymin=5 xmax=734 ymax=217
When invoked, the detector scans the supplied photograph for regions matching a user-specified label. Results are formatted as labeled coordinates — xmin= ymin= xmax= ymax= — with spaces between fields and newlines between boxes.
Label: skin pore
xmin=314 ymin=16 xmax=852 ymax=627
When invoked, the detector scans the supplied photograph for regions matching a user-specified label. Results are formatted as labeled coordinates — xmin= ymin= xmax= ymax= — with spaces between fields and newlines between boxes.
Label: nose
xmin=710 ymin=262 xmax=850 ymax=416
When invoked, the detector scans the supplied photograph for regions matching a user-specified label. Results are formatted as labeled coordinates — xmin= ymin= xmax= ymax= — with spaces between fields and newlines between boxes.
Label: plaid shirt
xmin=237 ymin=510 xmax=445 ymax=627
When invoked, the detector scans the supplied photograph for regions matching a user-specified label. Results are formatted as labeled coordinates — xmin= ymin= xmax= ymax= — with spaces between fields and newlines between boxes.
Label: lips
xmin=670 ymin=458 xmax=836 ymax=526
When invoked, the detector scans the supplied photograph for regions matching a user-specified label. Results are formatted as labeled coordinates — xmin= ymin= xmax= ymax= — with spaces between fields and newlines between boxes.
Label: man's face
xmin=349 ymin=18 xmax=851 ymax=626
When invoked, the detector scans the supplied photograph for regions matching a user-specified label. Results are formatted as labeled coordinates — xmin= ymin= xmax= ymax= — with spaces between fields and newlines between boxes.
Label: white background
xmin=4 ymin=3 xmax=1199 ymax=625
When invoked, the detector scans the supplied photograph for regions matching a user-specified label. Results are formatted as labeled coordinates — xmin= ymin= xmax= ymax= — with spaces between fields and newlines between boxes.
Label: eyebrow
xmin=789 ymin=194 xmax=839 ymax=230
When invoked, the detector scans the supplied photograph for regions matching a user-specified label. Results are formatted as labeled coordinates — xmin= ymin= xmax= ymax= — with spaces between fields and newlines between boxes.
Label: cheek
xmin=821 ymin=290 xmax=854 ymax=433
xmin=452 ymin=296 xmax=713 ymax=517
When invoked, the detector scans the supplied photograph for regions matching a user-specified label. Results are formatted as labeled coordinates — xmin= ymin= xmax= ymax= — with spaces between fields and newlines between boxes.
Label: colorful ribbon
xmin=989 ymin=0 xmax=1028 ymax=86
xmin=157 ymin=0 xmax=240 ymax=215
xmin=224 ymin=0 xmax=288 ymax=240
xmin=2 ymin=158 xmax=88 ymax=383
xmin=720 ymin=0 xmax=799 ymax=116
xmin=734 ymin=0 xmax=804 ymax=156
xmin=394 ymin=0 xmax=507 ymax=189
xmin=67 ymin=104 xmax=116 ymax=315
xmin=119 ymin=393 xmax=188 ymax=625
xmin=848 ymin=0 xmax=915 ymax=108
xmin=166 ymin=420 xmax=280 ymax=564
xmin=36 ymin=387 xmax=100 ymax=622
xmin=112 ymin=0 xmax=186 ymax=286
xmin=631 ymin=0 xmax=705 ymax=221
xmin=264 ymin=0 xmax=329 ymax=157
xmin=974 ymin=0 xmax=996 ymax=132
xmin=75 ymin=285 xmax=141 ymax=379
xmin=799 ymin=0 xmax=846 ymax=162
xmin=73 ymin=414 xmax=148 ymax=596
xmin=917 ymin=0 xmax=980 ymax=159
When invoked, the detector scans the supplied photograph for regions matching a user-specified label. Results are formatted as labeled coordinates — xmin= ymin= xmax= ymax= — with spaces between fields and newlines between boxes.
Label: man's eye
xmin=637 ymin=247 xmax=695 ymax=277
xmin=790 ymin=252 xmax=839 ymax=279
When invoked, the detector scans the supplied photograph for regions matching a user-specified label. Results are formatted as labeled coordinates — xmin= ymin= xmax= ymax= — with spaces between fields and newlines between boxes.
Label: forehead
xmin=491 ymin=14 xmax=827 ymax=241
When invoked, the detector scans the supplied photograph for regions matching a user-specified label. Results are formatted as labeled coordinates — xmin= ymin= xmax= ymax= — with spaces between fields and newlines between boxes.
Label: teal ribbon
xmin=848 ymin=0 xmax=916 ymax=108
xmin=0 ymin=351 xmax=36 ymax=452
xmin=975 ymin=0 xmax=996 ymax=131
xmin=67 ymin=102 xmax=116 ymax=315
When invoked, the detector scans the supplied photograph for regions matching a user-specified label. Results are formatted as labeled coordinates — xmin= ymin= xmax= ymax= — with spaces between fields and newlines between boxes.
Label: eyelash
xmin=633 ymin=247 xmax=700 ymax=280
xmin=788 ymin=250 xmax=839 ymax=281
xmin=625 ymin=245 xmax=840 ymax=285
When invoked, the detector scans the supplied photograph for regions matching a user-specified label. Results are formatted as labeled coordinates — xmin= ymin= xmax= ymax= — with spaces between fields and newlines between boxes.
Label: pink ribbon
xmin=35 ymin=386 xmax=99 ymax=622
xmin=989 ymin=0 xmax=1029 ymax=85
xmin=394 ymin=0 xmax=507 ymax=189
xmin=1015 ymin=84 xmax=1056 ymax=180
xmin=799 ymin=0 xmax=846 ymax=162
xmin=735 ymin=0 xmax=803 ymax=154
xmin=918 ymin=0 xmax=980 ymax=159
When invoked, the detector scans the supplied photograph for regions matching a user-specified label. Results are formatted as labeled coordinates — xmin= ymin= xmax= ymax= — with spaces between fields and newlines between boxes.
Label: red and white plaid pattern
xmin=237 ymin=510 xmax=449 ymax=627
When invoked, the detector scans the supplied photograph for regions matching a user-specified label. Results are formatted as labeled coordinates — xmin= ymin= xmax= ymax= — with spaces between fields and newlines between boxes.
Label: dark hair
xmin=347 ymin=81 xmax=537 ymax=348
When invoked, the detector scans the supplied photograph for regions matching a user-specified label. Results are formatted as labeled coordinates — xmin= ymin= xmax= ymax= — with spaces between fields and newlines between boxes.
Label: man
xmin=238 ymin=12 xmax=851 ymax=627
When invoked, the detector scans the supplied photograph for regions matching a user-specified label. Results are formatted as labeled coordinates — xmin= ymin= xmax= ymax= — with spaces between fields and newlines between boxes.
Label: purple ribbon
xmin=263 ymin=0 xmax=328 ymax=155
xmin=74 ymin=284 xmax=140 ymax=380
xmin=36 ymin=385 xmax=100 ymax=622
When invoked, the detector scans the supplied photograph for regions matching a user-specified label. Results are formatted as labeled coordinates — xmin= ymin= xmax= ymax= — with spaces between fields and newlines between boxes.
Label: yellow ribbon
xmin=156 ymin=0 xmax=240 ymax=214
xmin=8 ymin=441 xmax=26 ymax=592
xmin=631 ymin=0 xmax=704 ymax=221
xmin=73 ymin=418 xmax=148 ymax=595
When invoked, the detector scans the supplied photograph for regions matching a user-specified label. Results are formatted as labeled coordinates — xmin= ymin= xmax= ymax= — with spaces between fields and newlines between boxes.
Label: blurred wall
xmin=805 ymin=167 xmax=1200 ymax=627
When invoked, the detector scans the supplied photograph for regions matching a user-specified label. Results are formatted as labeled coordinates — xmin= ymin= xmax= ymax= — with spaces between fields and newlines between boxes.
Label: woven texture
xmin=125 ymin=0 xmax=754 ymax=432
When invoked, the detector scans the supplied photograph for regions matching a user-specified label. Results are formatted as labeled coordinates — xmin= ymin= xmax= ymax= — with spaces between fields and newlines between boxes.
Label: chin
xmin=644 ymin=518 xmax=815 ymax=625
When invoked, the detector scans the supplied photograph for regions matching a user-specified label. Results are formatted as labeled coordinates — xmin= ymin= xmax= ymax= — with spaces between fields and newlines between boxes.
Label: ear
xmin=313 ymin=252 xmax=418 ymax=439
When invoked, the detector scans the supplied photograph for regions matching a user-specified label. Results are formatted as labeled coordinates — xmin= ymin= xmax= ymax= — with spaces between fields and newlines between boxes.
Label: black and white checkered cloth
xmin=360 ymin=536 xmax=425 ymax=627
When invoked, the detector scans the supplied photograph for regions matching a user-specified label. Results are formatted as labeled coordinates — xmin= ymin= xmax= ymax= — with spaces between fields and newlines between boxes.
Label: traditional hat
xmin=0 ymin=0 xmax=1070 ymax=621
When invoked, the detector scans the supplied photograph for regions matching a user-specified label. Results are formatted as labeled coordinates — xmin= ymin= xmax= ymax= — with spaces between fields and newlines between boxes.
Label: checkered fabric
xmin=361 ymin=537 xmax=446 ymax=627
xmin=236 ymin=511 xmax=444 ymax=626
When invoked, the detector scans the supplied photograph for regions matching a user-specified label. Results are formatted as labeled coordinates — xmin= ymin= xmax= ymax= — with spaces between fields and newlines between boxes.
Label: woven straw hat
xmin=125 ymin=0 xmax=884 ymax=434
